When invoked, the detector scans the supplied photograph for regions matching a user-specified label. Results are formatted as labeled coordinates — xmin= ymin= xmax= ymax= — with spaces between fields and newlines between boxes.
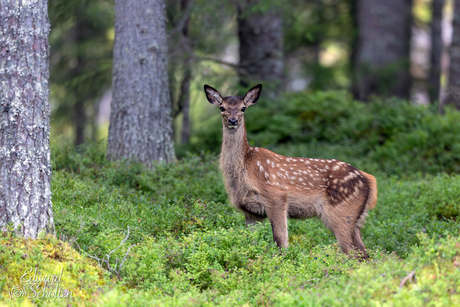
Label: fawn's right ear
xmin=204 ymin=85 xmax=223 ymax=106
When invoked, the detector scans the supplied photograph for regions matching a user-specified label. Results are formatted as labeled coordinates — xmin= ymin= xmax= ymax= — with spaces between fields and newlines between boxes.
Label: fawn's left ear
xmin=204 ymin=84 xmax=223 ymax=105
xmin=243 ymin=84 xmax=262 ymax=106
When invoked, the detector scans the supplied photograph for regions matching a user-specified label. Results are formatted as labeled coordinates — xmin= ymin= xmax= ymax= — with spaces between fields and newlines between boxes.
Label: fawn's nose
xmin=228 ymin=118 xmax=238 ymax=126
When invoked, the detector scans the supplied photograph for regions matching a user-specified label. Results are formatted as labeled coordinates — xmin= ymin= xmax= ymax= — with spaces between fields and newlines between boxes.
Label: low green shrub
xmin=3 ymin=137 xmax=460 ymax=305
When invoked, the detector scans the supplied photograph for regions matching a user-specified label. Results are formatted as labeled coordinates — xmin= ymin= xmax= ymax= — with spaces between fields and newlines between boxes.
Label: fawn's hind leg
xmin=352 ymin=226 xmax=368 ymax=259
xmin=323 ymin=211 xmax=368 ymax=259
xmin=328 ymin=220 xmax=368 ymax=259
xmin=328 ymin=220 xmax=354 ymax=254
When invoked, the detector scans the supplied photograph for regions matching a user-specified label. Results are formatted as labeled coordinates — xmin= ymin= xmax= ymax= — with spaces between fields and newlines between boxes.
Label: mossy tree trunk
xmin=352 ymin=0 xmax=412 ymax=101
xmin=237 ymin=0 xmax=284 ymax=97
xmin=0 ymin=0 xmax=54 ymax=237
xmin=107 ymin=0 xmax=176 ymax=164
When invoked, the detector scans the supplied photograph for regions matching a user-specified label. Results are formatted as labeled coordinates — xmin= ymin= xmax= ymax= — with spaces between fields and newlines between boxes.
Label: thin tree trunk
xmin=179 ymin=0 xmax=193 ymax=144
xmin=71 ymin=20 xmax=86 ymax=146
xmin=429 ymin=0 xmax=444 ymax=104
xmin=353 ymin=0 xmax=412 ymax=101
xmin=73 ymin=54 xmax=86 ymax=146
xmin=443 ymin=0 xmax=460 ymax=111
xmin=107 ymin=0 xmax=176 ymax=164
xmin=237 ymin=0 xmax=284 ymax=97
xmin=180 ymin=61 xmax=192 ymax=144
xmin=0 ymin=0 xmax=54 ymax=237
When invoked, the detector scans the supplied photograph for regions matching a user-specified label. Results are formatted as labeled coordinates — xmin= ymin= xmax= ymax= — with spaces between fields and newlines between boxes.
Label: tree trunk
xmin=429 ymin=0 xmax=444 ymax=104
xmin=237 ymin=0 xmax=284 ymax=97
xmin=72 ymin=20 xmax=87 ymax=147
xmin=352 ymin=0 xmax=412 ymax=101
xmin=443 ymin=0 xmax=460 ymax=111
xmin=0 ymin=0 xmax=54 ymax=238
xmin=107 ymin=0 xmax=176 ymax=164
xmin=179 ymin=59 xmax=192 ymax=144
xmin=179 ymin=0 xmax=193 ymax=144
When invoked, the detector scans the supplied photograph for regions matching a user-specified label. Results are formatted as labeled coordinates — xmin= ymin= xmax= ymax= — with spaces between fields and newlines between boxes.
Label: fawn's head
xmin=204 ymin=84 xmax=262 ymax=130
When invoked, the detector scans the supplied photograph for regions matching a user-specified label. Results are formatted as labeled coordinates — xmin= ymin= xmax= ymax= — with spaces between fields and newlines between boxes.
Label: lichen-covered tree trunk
xmin=237 ymin=0 xmax=284 ymax=97
xmin=107 ymin=0 xmax=175 ymax=164
xmin=352 ymin=0 xmax=412 ymax=101
xmin=0 ymin=0 xmax=54 ymax=237
xmin=429 ymin=0 xmax=445 ymax=104
xmin=444 ymin=0 xmax=460 ymax=111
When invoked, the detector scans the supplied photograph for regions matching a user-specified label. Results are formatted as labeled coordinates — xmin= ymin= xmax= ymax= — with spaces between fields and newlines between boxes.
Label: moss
xmin=0 ymin=232 xmax=114 ymax=306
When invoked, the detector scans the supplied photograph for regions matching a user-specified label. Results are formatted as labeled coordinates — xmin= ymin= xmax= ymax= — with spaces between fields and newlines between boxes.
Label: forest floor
xmin=1 ymin=139 xmax=460 ymax=306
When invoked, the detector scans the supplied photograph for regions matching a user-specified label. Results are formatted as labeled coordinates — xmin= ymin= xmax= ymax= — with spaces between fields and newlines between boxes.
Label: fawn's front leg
xmin=266 ymin=207 xmax=288 ymax=248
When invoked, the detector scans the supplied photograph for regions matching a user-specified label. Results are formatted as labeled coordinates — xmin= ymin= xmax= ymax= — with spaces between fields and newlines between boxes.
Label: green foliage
xmin=3 ymin=137 xmax=460 ymax=305
xmin=284 ymin=0 xmax=356 ymax=90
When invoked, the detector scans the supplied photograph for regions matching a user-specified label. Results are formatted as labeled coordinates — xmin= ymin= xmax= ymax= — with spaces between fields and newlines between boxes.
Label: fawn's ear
xmin=243 ymin=84 xmax=262 ymax=106
xmin=204 ymin=85 xmax=223 ymax=106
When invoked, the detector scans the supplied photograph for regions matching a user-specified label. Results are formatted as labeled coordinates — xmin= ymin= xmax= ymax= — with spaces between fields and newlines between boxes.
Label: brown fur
xmin=204 ymin=84 xmax=378 ymax=259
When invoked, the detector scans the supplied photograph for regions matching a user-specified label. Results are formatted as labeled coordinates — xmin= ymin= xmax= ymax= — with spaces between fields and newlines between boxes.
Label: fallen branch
xmin=399 ymin=270 xmax=416 ymax=289
xmin=88 ymin=226 xmax=135 ymax=279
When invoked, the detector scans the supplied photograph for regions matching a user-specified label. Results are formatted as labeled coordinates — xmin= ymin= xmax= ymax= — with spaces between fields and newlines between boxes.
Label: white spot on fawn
xmin=343 ymin=173 xmax=356 ymax=181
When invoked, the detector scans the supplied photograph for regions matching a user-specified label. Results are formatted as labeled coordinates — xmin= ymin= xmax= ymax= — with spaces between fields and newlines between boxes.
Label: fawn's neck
xmin=220 ymin=119 xmax=250 ymax=181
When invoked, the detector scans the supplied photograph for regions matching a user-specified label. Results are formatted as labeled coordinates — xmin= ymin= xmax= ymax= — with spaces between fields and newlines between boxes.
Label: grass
xmin=1 ymin=139 xmax=460 ymax=306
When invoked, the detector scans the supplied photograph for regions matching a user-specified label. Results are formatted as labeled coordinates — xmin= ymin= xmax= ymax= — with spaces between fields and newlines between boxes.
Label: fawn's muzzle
xmin=228 ymin=118 xmax=238 ymax=128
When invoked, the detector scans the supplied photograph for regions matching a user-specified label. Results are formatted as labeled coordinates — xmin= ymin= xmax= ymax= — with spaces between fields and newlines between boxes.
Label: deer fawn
xmin=204 ymin=84 xmax=377 ymax=258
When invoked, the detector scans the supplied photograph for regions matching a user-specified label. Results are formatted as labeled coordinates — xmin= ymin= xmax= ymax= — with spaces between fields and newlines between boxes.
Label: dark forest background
xmin=48 ymin=0 xmax=460 ymax=149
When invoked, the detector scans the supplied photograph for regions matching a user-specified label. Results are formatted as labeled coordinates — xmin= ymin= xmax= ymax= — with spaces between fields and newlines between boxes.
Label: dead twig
xmin=88 ymin=226 xmax=135 ymax=279
xmin=399 ymin=270 xmax=416 ymax=289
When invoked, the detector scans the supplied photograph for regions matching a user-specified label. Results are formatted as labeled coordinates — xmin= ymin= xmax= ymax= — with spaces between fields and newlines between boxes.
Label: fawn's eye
xmin=241 ymin=107 xmax=246 ymax=112
xmin=219 ymin=107 xmax=225 ymax=112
